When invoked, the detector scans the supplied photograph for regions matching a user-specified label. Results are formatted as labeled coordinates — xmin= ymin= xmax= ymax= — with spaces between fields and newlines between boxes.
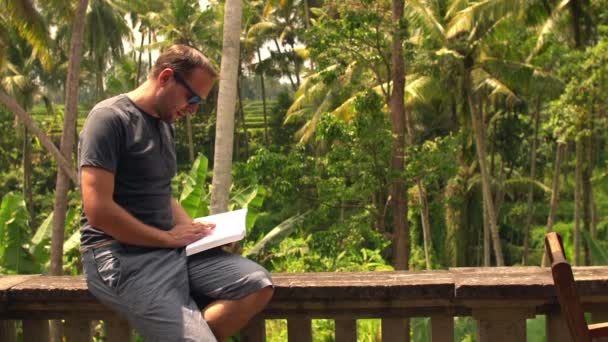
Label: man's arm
xmin=81 ymin=166 xmax=212 ymax=248
xmin=171 ymin=198 xmax=194 ymax=225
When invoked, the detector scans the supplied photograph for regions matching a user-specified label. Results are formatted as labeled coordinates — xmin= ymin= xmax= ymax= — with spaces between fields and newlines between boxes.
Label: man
xmin=79 ymin=45 xmax=273 ymax=341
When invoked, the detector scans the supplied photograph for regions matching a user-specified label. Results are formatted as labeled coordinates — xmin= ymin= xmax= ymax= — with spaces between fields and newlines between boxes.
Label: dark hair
xmin=150 ymin=44 xmax=218 ymax=79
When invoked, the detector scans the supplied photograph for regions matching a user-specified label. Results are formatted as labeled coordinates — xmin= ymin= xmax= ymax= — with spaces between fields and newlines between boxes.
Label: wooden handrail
xmin=2 ymin=267 xmax=608 ymax=341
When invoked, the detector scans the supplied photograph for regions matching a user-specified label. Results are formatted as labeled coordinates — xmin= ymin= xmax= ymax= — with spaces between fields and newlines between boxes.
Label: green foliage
xmin=0 ymin=192 xmax=37 ymax=273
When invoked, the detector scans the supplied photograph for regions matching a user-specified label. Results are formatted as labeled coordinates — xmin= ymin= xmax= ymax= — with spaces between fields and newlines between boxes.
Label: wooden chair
xmin=545 ymin=232 xmax=608 ymax=341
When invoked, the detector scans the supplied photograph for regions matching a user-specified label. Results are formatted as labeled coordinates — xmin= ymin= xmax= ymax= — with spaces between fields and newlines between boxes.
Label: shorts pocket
xmin=93 ymin=247 xmax=124 ymax=290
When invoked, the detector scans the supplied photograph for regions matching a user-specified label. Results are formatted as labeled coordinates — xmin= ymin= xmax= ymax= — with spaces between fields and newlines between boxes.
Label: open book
xmin=185 ymin=208 xmax=248 ymax=256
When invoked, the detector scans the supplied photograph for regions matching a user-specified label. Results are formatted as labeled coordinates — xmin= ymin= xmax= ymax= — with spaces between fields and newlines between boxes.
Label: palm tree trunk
xmin=582 ymin=118 xmax=593 ymax=266
xmin=273 ymin=39 xmax=297 ymax=91
xmin=96 ymin=56 xmax=105 ymax=101
xmin=523 ymin=98 xmax=541 ymax=265
xmin=51 ymin=0 xmax=88 ymax=275
xmin=148 ymin=29 xmax=153 ymax=71
xmin=186 ymin=116 xmax=195 ymax=162
xmin=468 ymin=90 xmax=504 ymax=266
xmin=210 ymin=0 xmax=242 ymax=214
xmin=288 ymin=42 xmax=301 ymax=88
xmin=257 ymin=49 xmax=269 ymax=145
xmin=390 ymin=0 xmax=409 ymax=272
xmin=574 ymin=139 xmax=582 ymax=266
xmin=23 ymin=127 xmax=34 ymax=230
xmin=542 ymin=142 xmax=564 ymax=267
xmin=417 ymin=180 xmax=432 ymax=270
xmin=136 ymin=29 xmax=145 ymax=86
xmin=237 ymin=77 xmax=249 ymax=158
xmin=390 ymin=0 xmax=410 ymax=337
xmin=483 ymin=199 xmax=490 ymax=266
xmin=0 ymin=91 xmax=78 ymax=184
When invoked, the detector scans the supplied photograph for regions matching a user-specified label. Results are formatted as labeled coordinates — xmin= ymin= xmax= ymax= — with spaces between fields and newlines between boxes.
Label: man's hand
xmin=165 ymin=222 xmax=215 ymax=248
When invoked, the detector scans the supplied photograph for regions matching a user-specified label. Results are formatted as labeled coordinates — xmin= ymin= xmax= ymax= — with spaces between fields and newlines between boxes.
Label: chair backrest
xmin=545 ymin=232 xmax=591 ymax=342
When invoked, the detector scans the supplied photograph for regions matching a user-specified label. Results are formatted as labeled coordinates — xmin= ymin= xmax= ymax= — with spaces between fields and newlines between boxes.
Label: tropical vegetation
xmin=2 ymin=0 xmax=608 ymax=340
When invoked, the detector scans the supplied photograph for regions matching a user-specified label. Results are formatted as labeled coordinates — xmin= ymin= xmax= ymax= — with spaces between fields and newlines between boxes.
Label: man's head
xmin=149 ymin=45 xmax=218 ymax=123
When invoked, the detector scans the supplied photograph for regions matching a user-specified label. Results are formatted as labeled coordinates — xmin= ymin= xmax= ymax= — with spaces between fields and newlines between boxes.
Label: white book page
xmin=185 ymin=208 xmax=248 ymax=256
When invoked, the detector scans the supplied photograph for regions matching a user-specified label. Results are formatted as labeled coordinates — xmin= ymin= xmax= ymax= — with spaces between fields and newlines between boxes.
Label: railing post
xmin=287 ymin=318 xmax=312 ymax=342
xmin=335 ymin=319 xmax=356 ymax=342
xmin=105 ymin=316 xmax=131 ymax=342
xmin=242 ymin=316 xmax=265 ymax=342
xmin=381 ymin=318 xmax=409 ymax=342
xmin=0 ymin=320 xmax=17 ymax=342
xmin=546 ymin=312 xmax=572 ymax=342
xmin=64 ymin=319 xmax=91 ymax=342
xmin=431 ymin=316 xmax=453 ymax=342
xmin=473 ymin=308 xmax=533 ymax=342
xmin=23 ymin=320 xmax=49 ymax=342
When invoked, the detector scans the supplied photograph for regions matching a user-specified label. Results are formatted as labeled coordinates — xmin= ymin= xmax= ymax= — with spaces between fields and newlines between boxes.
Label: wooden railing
xmin=1 ymin=266 xmax=608 ymax=341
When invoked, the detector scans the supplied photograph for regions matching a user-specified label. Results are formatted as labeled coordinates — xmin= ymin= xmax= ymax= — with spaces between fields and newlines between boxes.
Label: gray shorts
xmin=82 ymin=242 xmax=273 ymax=341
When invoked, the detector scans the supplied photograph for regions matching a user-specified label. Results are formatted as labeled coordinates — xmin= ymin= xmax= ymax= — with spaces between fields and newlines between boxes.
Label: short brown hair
xmin=150 ymin=44 xmax=218 ymax=79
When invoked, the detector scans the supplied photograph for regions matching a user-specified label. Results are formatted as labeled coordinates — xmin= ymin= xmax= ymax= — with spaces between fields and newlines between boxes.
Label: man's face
xmin=156 ymin=68 xmax=215 ymax=123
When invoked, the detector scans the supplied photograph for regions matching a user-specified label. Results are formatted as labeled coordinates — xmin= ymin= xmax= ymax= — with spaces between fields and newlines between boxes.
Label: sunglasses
xmin=173 ymin=72 xmax=203 ymax=105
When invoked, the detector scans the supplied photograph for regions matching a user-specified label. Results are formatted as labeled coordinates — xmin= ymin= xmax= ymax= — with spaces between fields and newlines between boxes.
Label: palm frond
xmin=527 ymin=0 xmax=570 ymax=62
xmin=447 ymin=0 xmax=525 ymax=39
xmin=473 ymin=68 xmax=520 ymax=105
xmin=502 ymin=177 xmax=551 ymax=195
xmin=407 ymin=0 xmax=446 ymax=42
xmin=244 ymin=211 xmax=309 ymax=258
xmin=4 ymin=0 xmax=52 ymax=69
xmin=246 ymin=21 xmax=277 ymax=42
xmin=445 ymin=0 xmax=469 ymax=19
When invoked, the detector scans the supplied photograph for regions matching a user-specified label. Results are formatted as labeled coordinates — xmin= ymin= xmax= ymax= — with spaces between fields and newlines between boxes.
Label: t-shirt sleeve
xmin=78 ymin=107 xmax=124 ymax=173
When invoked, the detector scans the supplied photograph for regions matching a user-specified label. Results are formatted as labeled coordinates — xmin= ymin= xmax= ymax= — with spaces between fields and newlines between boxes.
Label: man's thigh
xmin=83 ymin=243 xmax=216 ymax=341
xmin=187 ymin=247 xmax=273 ymax=308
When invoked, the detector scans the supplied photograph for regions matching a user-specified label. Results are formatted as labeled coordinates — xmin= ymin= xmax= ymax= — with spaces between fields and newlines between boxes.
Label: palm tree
xmin=1 ymin=43 xmax=41 ymax=230
xmin=210 ymin=0 xmax=243 ymax=214
xmin=84 ymin=0 xmax=131 ymax=101
xmin=390 ymin=0 xmax=409 ymax=271
xmin=50 ymin=0 xmax=89 ymax=277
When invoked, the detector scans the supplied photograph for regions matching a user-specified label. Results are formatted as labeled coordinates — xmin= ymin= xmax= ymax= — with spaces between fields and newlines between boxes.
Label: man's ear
xmin=157 ymin=68 xmax=174 ymax=86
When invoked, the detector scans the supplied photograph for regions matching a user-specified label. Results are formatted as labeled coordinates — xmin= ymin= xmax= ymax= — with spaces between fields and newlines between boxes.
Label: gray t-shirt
xmin=79 ymin=94 xmax=177 ymax=249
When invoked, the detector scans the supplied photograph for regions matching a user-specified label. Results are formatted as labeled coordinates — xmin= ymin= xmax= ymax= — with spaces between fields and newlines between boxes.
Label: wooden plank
xmin=431 ymin=316 xmax=453 ymax=342
xmin=105 ymin=316 xmax=132 ymax=342
xmin=0 ymin=320 xmax=17 ymax=342
xmin=23 ymin=320 xmax=49 ymax=342
xmin=64 ymin=318 xmax=91 ymax=342
xmin=452 ymin=267 xmax=555 ymax=300
xmin=287 ymin=318 xmax=312 ymax=342
xmin=381 ymin=318 xmax=409 ymax=342
xmin=546 ymin=312 xmax=573 ymax=342
xmin=335 ymin=319 xmax=356 ymax=342
xmin=272 ymin=271 xmax=454 ymax=301
xmin=241 ymin=316 xmax=265 ymax=342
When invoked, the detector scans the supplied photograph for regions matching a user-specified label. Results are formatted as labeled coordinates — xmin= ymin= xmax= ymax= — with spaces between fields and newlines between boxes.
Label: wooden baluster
xmin=242 ymin=316 xmax=266 ymax=342
xmin=0 ymin=320 xmax=17 ymax=342
xmin=431 ymin=316 xmax=453 ymax=342
xmin=105 ymin=316 xmax=131 ymax=342
xmin=546 ymin=312 xmax=573 ymax=342
xmin=64 ymin=319 xmax=91 ymax=342
xmin=592 ymin=308 xmax=608 ymax=342
xmin=473 ymin=308 xmax=533 ymax=342
xmin=288 ymin=318 xmax=312 ymax=342
xmin=23 ymin=320 xmax=49 ymax=342
xmin=381 ymin=318 xmax=409 ymax=342
xmin=335 ymin=319 xmax=356 ymax=342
